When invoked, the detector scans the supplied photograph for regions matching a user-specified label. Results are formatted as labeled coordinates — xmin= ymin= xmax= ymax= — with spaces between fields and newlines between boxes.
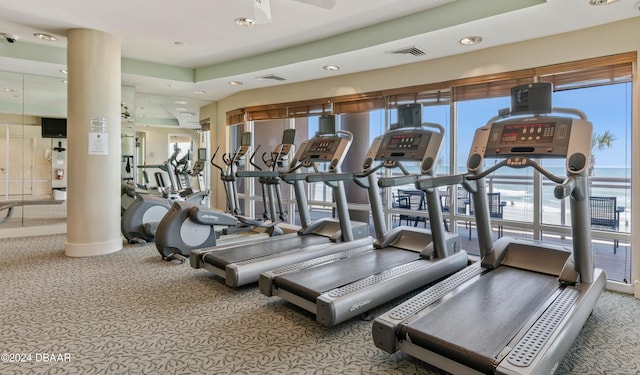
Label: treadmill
xmin=190 ymin=117 xmax=372 ymax=287
xmin=259 ymin=104 xmax=468 ymax=327
xmin=372 ymin=83 xmax=607 ymax=375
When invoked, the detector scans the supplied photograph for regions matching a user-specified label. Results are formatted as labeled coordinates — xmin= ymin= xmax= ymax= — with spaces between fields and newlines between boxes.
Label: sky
xmin=456 ymin=83 xmax=631 ymax=169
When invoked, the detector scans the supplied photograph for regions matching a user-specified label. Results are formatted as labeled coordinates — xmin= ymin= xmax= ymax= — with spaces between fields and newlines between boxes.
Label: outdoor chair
xmin=589 ymin=196 xmax=620 ymax=253
xmin=487 ymin=192 xmax=504 ymax=238
xmin=396 ymin=190 xmax=427 ymax=227
xmin=467 ymin=192 xmax=504 ymax=240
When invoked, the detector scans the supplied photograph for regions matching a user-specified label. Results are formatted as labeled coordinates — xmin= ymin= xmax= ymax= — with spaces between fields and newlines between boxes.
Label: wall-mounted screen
xmin=41 ymin=117 xmax=67 ymax=138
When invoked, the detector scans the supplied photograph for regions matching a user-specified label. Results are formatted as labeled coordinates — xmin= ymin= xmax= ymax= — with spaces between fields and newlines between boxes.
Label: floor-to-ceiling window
xmin=227 ymin=52 xmax=635 ymax=285
xmin=450 ymin=59 xmax=633 ymax=283
xmin=539 ymin=82 xmax=632 ymax=283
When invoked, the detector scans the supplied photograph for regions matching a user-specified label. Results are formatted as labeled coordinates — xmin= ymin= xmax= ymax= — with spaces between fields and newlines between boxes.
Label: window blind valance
xmin=225 ymin=52 xmax=636 ymax=125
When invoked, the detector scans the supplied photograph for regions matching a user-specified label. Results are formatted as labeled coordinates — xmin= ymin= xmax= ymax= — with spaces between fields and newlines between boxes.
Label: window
xmin=229 ymin=52 xmax=635 ymax=283
xmin=541 ymin=83 xmax=632 ymax=283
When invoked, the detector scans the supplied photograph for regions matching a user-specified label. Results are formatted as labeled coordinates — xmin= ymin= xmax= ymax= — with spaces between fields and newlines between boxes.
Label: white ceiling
xmin=0 ymin=0 xmax=637 ymax=126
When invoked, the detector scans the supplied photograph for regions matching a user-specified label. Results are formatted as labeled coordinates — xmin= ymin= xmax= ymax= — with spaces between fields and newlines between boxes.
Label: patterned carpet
xmin=1 ymin=234 xmax=638 ymax=374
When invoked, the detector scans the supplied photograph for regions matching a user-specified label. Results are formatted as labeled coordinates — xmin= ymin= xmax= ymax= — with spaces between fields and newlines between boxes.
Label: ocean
xmin=439 ymin=165 xmax=631 ymax=231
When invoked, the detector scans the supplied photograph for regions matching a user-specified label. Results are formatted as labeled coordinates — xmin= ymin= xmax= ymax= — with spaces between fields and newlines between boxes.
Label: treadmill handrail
xmin=415 ymin=174 xmax=467 ymax=190
xmin=305 ymin=172 xmax=355 ymax=183
xmin=236 ymin=170 xmax=280 ymax=178
xmin=467 ymin=158 xmax=565 ymax=184
xmin=378 ymin=174 xmax=421 ymax=188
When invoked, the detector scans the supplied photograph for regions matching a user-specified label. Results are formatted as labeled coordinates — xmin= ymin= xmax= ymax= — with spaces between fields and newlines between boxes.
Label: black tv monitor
xmin=397 ymin=103 xmax=422 ymax=128
xmin=318 ymin=115 xmax=336 ymax=135
xmin=511 ymin=83 xmax=552 ymax=115
xmin=41 ymin=117 xmax=67 ymax=138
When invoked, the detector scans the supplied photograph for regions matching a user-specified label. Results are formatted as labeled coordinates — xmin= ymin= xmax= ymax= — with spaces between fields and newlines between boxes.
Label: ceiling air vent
xmin=387 ymin=46 xmax=426 ymax=57
xmin=257 ymin=74 xmax=287 ymax=81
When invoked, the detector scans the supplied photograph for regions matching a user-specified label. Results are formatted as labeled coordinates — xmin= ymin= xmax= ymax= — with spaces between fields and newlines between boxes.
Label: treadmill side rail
xmin=316 ymin=250 xmax=468 ymax=327
xmin=496 ymin=268 xmax=607 ymax=375
xmin=225 ymin=236 xmax=373 ymax=287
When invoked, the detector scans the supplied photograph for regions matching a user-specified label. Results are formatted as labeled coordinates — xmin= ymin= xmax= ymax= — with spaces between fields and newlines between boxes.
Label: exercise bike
xmin=120 ymin=147 xmax=209 ymax=245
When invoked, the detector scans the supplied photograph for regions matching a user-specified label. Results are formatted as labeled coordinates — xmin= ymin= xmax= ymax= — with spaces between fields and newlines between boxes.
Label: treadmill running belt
xmin=202 ymin=234 xmax=328 ymax=269
xmin=274 ymin=247 xmax=421 ymax=302
xmin=401 ymin=266 xmax=560 ymax=374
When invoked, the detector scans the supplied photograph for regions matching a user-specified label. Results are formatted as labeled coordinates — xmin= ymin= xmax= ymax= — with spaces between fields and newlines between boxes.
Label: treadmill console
xmin=468 ymin=115 xmax=592 ymax=175
xmin=296 ymin=135 xmax=350 ymax=172
xmin=366 ymin=127 xmax=442 ymax=174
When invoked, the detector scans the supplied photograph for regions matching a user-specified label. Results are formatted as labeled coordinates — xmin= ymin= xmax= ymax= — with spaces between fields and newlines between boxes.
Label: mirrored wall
xmin=0 ymin=71 xmax=208 ymax=232
xmin=0 ymin=72 xmax=68 ymax=229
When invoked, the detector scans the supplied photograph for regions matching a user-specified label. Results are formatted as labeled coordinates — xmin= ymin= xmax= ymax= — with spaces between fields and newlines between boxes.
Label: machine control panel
xmin=484 ymin=117 xmax=573 ymax=158
xmin=297 ymin=134 xmax=351 ymax=171
xmin=376 ymin=130 xmax=432 ymax=161
xmin=469 ymin=115 xmax=592 ymax=175
xmin=371 ymin=127 xmax=441 ymax=174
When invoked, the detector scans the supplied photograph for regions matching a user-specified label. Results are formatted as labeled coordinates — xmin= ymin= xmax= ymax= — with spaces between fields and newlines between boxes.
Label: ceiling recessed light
xmin=323 ymin=65 xmax=340 ymax=71
xmin=60 ymin=69 xmax=68 ymax=74
xmin=33 ymin=33 xmax=56 ymax=41
xmin=4 ymin=88 xmax=16 ymax=93
xmin=174 ymin=100 xmax=187 ymax=105
xmin=589 ymin=0 xmax=619 ymax=5
xmin=62 ymin=80 xmax=67 ymax=84
xmin=194 ymin=90 xmax=206 ymax=95
xmin=228 ymin=81 xmax=244 ymax=86
xmin=176 ymin=107 xmax=187 ymax=111
xmin=235 ymin=17 xmax=255 ymax=27
xmin=459 ymin=36 xmax=483 ymax=46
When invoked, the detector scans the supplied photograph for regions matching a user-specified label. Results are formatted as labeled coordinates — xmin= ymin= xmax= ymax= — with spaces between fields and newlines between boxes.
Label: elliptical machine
xmin=154 ymin=132 xmax=294 ymax=262
xmin=162 ymin=144 xmax=210 ymax=205
xmin=231 ymin=129 xmax=296 ymax=235
xmin=211 ymin=132 xmax=255 ymax=235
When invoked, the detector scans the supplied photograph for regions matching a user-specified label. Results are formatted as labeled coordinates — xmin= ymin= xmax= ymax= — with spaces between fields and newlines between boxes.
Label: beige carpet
xmin=1 ymin=234 xmax=638 ymax=374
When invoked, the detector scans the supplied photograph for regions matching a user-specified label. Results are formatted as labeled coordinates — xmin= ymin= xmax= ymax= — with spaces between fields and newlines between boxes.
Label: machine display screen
xmin=308 ymin=139 xmax=336 ymax=153
xmin=500 ymin=122 xmax=556 ymax=145
xmin=302 ymin=138 xmax=340 ymax=162
xmin=387 ymin=134 xmax=423 ymax=150
xmin=282 ymin=129 xmax=296 ymax=144
xmin=241 ymin=132 xmax=252 ymax=146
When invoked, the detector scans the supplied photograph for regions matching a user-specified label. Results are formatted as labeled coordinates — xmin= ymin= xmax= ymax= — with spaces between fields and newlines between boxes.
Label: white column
xmin=65 ymin=29 xmax=122 ymax=257
xmin=340 ymin=112 xmax=371 ymax=223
